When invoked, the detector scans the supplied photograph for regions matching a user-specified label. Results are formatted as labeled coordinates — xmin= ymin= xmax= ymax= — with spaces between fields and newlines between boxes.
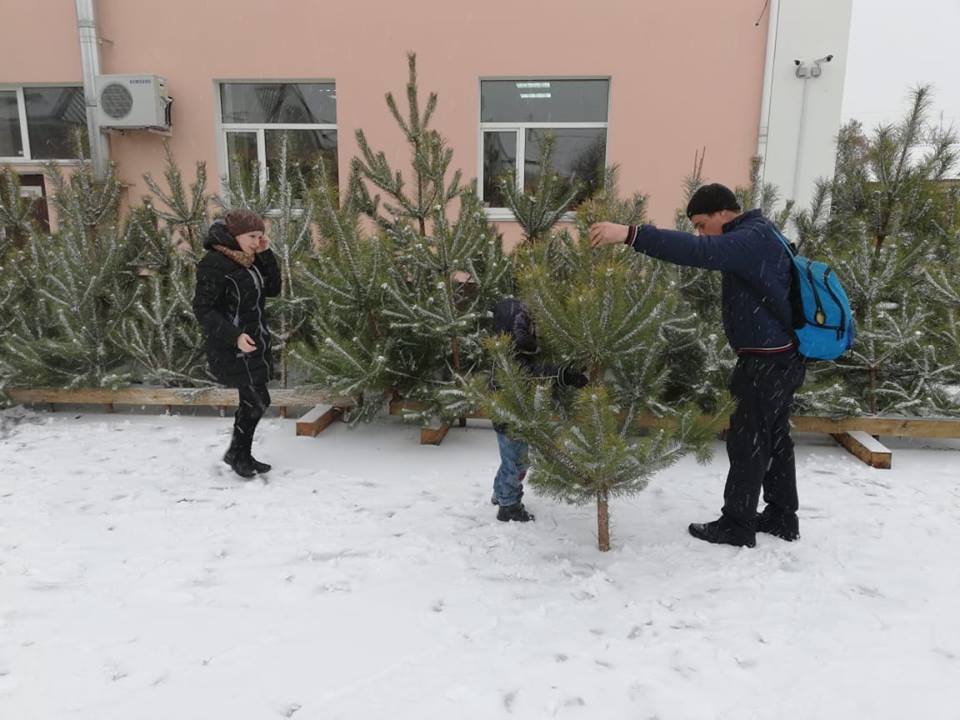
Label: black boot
xmin=688 ymin=517 xmax=756 ymax=547
xmin=757 ymin=505 xmax=800 ymax=541
xmin=223 ymin=431 xmax=257 ymax=479
xmin=497 ymin=503 xmax=535 ymax=522
xmin=248 ymin=455 xmax=272 ymax=474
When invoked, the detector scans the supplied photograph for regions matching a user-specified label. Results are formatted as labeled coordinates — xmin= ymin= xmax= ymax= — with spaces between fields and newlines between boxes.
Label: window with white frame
xmin=479 ymin=79 xmax=609 ymax=213
xmin=0 ymin=86 xmax=87 ymax=161
xmin=218 ymin=82 xmax=338 ymax=197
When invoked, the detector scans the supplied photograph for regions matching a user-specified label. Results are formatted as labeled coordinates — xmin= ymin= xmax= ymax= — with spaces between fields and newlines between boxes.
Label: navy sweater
xmin=628 ymin=209 xmax=794 ymax=353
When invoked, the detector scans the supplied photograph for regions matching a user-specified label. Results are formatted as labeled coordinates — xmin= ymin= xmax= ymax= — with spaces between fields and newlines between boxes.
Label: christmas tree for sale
xmin=498 ymin=133 xmax=583 ymax=244
xmin=479 ymin=233 xmax=713 ymax=551
xmin=925 ymin=263 xmax=960 ymax=411
xmin=293 ymin=164 xmax=404 ymax=423
xmin=2 ymin=157 xmax=136 ymax=388
xmin=115 ymin=147 xmax=211 ymax=388
xmin=345 ymin=53 xmax=513 ymax=424
xmin=0 ymin=167 xmax=39 ymax=259
xmin=254 ymin=136 xmax=316 ymax=388
xmin=794 ymin=86 xmax=960 ymax=416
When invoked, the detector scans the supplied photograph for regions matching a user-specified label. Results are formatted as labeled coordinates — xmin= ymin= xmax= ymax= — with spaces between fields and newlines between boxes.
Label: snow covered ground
xmin=1 ymin=408 xmax=959 ymax=719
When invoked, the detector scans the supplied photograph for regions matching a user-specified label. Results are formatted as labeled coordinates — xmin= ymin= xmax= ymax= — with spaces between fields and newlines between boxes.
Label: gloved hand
xmin=560 ymin=366 xmax=589 ymax=388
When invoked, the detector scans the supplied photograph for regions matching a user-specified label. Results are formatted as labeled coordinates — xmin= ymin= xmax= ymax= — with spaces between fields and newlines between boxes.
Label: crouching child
xmin=491 ymin=297 xmax=587 ymax=522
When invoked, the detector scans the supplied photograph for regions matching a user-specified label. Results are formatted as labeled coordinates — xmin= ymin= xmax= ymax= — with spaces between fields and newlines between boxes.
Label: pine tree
xmin=477 ymin=232 xmax=712 ymax=551
xmin=2 ymin=159 xmax=135 ymax=388
xmin=116 ymin=257 xmax=210 ymax=387
xmin=214 ymin=157 xmax=275 ymax=216
xmin=498 ymin=133 xmax=582 ymax=243
xmin=795 ymin=86 xmax=960 ymax=416
xmin=143 ymin=142 xmax=209 ymax=252
xmin=925 ymin=266 xmax=960 ymax=412
xmin=262 ymin=135 xmax=316 ymax=388
xmin=294 ymin=164 xmax=402 ymax=423
xmin=346 ymin=53 xmax=513 ymax=424
xmin=0 ymin=167 xmax=38 ymax=257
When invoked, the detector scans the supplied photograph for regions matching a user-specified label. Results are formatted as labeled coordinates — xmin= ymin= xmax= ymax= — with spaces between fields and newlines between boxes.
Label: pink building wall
xmin=1 ymin=0 xmax=767 ymax=241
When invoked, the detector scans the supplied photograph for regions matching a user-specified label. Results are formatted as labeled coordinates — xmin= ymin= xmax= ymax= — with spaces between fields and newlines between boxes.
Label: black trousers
xmin=722 ymin=351 xmax=806 ymax=529
xmin=233 ymin=384 xmax=271 ymax=451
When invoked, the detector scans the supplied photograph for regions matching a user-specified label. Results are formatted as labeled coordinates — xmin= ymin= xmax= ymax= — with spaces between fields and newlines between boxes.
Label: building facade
xmin=0 ymin=0 xmax=851 ymax=243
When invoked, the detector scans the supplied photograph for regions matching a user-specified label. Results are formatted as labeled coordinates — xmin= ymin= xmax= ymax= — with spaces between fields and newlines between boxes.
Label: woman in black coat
xmin=193 ymin=209 xmax=281 ymax=478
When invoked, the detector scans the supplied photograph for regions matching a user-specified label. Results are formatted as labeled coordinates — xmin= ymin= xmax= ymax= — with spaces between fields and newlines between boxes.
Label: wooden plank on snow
xmin=420 ymin=421 xmax=450 ymax=445
xmin=295 ymin=404 xmax=344 ymax=437
xmin=632 ymin=412 xmax=960 ymax=440
xmin=7 ymin=387 xmax=348 ymax=409
xmin=831 ymin=431 xmax=893 ymax=469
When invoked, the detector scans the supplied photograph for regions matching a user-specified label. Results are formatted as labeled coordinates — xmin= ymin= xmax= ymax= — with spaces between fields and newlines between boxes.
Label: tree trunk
xmin=597 ymin=488 xmax=610 ymax=552
xmin=451 ymin=336 xmax=465 ymax=427
xmin=451 ymin=336 xmax=461 ymax=372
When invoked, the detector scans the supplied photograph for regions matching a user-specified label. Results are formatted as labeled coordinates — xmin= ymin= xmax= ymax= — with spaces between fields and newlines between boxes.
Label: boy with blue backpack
xmin=589 ymin=184 xmax=853 ymax=548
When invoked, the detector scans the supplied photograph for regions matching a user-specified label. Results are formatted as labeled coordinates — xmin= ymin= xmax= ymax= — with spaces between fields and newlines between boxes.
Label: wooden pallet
xmin=7 ymin=387 xmax=348 ymax=418
xmin=9 ymin=388 xmax=960 ymax=465
xmin=831 ymin=431 xmax=893 ymax=469
xmin=295 ymin=404 xmax=347 ymax=437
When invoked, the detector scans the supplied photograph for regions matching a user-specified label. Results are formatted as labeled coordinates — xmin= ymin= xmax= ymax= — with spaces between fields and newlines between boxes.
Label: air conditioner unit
xmin=95 ymin=74 xmax=172 ymax=129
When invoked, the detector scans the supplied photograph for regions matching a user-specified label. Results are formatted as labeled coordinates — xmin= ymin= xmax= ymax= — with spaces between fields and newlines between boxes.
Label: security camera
xmin=816 ymin=54 xmax=834 ymax=63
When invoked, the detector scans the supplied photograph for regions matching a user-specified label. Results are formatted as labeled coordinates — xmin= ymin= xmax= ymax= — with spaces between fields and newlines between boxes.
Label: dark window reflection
xmin=481 ymin=80 xmax=608 ymax=123
xmin=524 ymin=128 xmax=606 ymax=207
xmin=482 ymin=131 xmax=517 ymax=207
xmin=24 ymin=86 xmax=87 ymax=159
xmin=221 ymin=83 xmax=337 ymax=125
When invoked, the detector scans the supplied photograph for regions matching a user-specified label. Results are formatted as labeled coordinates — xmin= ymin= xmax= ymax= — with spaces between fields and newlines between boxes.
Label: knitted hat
xmin=223 ymin=209 xmax=265 ymax=238
xmin=685 ymin=183 xmax=741 ymax=219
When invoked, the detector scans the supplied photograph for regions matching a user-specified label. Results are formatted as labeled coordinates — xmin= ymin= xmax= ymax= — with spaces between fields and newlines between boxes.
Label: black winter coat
xmin=192 ymin=221 xmax=282 ymax=387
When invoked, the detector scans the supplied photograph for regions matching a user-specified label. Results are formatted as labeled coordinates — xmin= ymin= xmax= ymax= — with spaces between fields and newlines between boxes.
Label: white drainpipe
xmin=756 ymin=0 xmax=781 ymax=191
xmin=75 ymin=0 xmax=110 ymax=179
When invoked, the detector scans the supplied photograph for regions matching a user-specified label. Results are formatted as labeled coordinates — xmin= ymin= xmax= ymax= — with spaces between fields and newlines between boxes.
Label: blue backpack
xmin=770 ymin=228 xmax=856 ymax=361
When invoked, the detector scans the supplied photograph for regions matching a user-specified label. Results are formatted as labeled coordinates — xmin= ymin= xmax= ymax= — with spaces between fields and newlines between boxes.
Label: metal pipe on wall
xmin=756 ymin=0 xmax=780 ymax=190
xmin=75 ymin=0 xmax=110 ymax=179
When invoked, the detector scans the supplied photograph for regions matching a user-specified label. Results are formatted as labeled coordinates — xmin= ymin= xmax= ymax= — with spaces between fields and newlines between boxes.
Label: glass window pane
xmin=482 ymin=131 xmax=517 ymax=207
xmin=524 ymin=128 xmax=606 ymax=206
xmin=481 ymin=80 xmax=608 ymax=123
xmin=225 ymin=131 xmax=259 ymax=187
xmin=24 ymin=86 xmax=87 ymax=159
xmin=265 ymin=129 xmax=338 ymax=198
xmin=221 ymin=83 xmax=337 ymax=124
xmin=0 ymin=91 xmax=23 ymax=157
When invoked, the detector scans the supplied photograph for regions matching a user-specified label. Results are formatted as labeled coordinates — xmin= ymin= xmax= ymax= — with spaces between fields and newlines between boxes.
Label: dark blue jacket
xmin=628 ymin=209 xmax=793 ymax=353
xmin=492 ymin=297 xmax=562 ymax=380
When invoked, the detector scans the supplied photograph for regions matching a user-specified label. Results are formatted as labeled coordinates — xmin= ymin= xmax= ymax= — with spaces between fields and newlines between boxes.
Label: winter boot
xmin=497 ymin=503 xmax=535 ymax=522
xmin=248 ymin=455 xmax=272 ymax=474
xmin=688 ymin=517 xmax=756 ymax=548
xmin=223 ymin=430 xmax=257 ymax=479
xmin=757 ymin=505 xmax=800 ymax=541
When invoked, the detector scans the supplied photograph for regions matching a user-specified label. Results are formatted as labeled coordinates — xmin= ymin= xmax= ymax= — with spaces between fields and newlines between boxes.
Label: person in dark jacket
xmin=589 ymin=184 xmax=806 ymax=548
xmin=491 ymin=297 xmax=588 ymax=522
xmin=193 ymin=209 xmax=282 ymax=479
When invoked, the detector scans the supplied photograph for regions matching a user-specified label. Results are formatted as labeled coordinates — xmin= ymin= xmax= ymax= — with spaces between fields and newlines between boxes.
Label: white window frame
xmin=0 ymin=84 xmax=86 ymax=164
xmin=478 ymin=77 xmax=610 ymax=221
xmin=214 ymin=80 xmax=337 ymax=196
